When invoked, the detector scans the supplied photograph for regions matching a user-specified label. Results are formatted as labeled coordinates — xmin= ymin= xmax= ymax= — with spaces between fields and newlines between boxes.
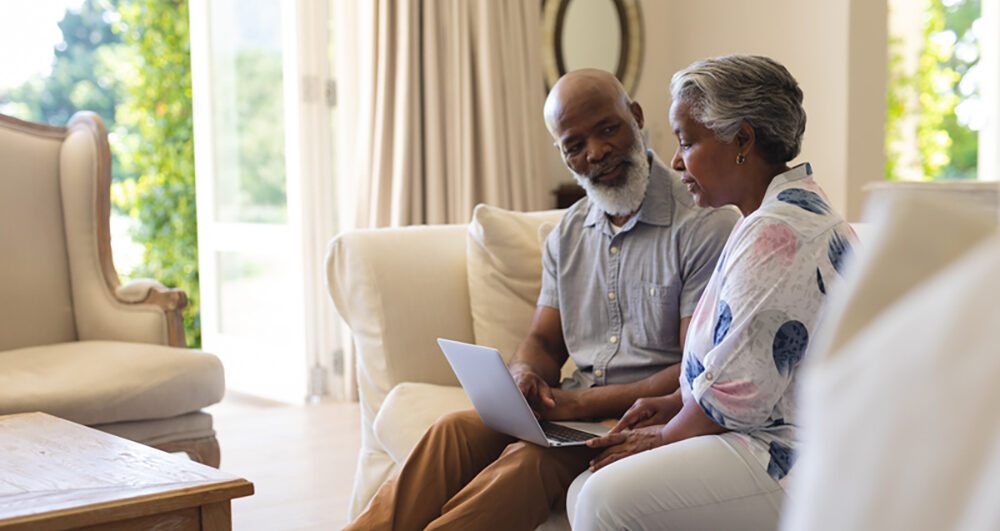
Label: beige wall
xmin=547 ymin=0 xmax=887 ymax=221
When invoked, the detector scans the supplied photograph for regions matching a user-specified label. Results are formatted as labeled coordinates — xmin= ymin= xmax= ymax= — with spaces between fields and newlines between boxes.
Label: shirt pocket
xmin=626 ymin=280 xmax=681 ymax=351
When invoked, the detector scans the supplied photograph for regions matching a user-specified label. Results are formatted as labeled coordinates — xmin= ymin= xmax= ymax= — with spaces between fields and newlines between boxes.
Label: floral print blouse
xmin=681 ymin=162 xmax=856 ymax=486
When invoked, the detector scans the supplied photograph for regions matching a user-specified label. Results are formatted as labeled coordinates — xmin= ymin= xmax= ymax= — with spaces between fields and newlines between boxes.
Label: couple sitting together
xmin=347 ymin=54 xmax=857 ymax=531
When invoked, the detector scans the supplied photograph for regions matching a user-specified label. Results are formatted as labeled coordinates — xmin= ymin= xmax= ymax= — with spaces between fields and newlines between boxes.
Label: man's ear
xmin=735 ymin=121 xmax=755 ymax=151
xmin=629 ymin=101 xmax=645 ymax=130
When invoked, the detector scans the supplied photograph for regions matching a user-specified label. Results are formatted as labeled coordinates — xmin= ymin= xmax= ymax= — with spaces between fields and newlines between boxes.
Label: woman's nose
xmin=671 ymin=148 xmax=684 ymax=171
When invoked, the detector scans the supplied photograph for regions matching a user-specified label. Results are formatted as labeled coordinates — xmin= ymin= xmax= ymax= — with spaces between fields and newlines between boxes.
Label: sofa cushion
xmin=0 ymin=340 xmax=224 ymax=426
xmin=373 ymin=382 xmax=473 ymax=463
xmin=93 ymin=410 xmax=215 ymax=446
xmin=782 ymin=195 xmax=1000 ymax=530
xmin=466 ymin=204 xmax=566 ymax=361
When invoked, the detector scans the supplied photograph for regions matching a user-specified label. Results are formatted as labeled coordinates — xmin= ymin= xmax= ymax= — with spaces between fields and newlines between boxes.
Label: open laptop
xmin=437 ymin=338 xmax=611 ymax=447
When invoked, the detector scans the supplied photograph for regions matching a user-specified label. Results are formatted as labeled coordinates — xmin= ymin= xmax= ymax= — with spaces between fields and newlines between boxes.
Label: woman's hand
xmin=610 ymin=394 xmax=682 ymax=434
xmin=586 ymin=425 xmax=667 ymax=471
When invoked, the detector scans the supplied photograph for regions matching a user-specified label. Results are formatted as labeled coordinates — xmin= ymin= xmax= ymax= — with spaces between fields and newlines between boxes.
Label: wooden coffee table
xmin=0 ymin=412 xmax=253 ymax=530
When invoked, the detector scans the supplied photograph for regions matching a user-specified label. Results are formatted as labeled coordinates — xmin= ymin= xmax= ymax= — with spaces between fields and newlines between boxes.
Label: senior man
xmin=345 ymin=69 xmax=739 ymax=531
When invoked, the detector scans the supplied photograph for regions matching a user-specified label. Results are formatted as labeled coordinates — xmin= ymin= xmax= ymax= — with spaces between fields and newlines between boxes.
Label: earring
xmin=736 ymin=153 xmax=746 ymax=165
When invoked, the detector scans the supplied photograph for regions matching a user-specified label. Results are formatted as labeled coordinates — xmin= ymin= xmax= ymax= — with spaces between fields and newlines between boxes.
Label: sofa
xmin=327 ymin=204 xmax=581 ymax=528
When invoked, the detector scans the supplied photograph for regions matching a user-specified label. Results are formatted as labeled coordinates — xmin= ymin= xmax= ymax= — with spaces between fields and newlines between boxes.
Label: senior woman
xmin=568 ymin=55 xmax=856 ymax=530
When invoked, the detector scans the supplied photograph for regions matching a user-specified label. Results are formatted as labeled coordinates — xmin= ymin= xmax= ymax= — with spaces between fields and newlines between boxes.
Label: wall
xmin=549 ymin=0 xmax=887 ymax=221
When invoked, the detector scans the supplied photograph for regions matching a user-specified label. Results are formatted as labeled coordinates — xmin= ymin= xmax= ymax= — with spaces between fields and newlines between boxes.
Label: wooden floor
xmin=206 ymin=393 xmax=361 ymax=530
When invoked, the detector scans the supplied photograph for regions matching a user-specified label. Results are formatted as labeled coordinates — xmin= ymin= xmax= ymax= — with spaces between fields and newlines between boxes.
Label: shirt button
xmin=610 ymin=336 xmax=618 ymax=344
xmin=705 ymin=371 xmax=715 ymax=381
xmin=595 ymin=369 xmax=604 ymax=377
xmin=649 ymin=288 xmax=655 ymax=296
xmin=608 ymin=292 xmax=615 ymax=300
xmin=610 ymin=246 xmax=618 ymax=254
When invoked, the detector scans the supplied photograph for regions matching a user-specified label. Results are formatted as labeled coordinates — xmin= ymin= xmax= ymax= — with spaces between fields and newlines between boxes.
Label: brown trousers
xmin=345 ymin=409 xmax=598 ymax=531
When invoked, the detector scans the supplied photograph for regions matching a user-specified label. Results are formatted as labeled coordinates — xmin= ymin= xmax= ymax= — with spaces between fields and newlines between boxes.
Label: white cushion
xmin=466 ymin=204 xmax=565 ymax=361
xmin=373 ymin=382 xmax=473 ymax=463
xmin=0 ymin=340 xmax=224 ymax=426
xmin=782 ymin=195 xmax=1000 ymax=530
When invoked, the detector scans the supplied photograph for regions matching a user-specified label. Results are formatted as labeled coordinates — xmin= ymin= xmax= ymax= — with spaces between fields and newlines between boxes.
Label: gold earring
xmin=736 ymin=153 xmax=746 ymax=165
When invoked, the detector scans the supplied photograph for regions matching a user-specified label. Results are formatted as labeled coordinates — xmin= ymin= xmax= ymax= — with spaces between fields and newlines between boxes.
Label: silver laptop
xmin=437 ymin=338 xmax=611 ymax=447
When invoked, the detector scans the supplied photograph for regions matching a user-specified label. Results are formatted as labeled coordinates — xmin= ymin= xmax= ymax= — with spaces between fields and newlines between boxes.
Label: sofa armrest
xmin=326 ymin=224 xmax=475 ymax=419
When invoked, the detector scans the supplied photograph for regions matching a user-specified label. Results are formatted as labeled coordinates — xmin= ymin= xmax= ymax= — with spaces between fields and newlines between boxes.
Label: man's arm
xmin=509 ymin=306 xmax=569 ymax=412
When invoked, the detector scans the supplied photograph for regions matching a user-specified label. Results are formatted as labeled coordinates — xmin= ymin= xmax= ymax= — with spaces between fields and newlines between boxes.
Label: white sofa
xmin=326 ymin=204 xmax=578 ymax=529
xmin=325 ymin=195 xmax=901 ymax=529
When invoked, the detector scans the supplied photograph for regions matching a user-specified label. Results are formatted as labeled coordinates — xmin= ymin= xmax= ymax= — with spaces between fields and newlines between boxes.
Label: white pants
xmin=567 ymin=433 xmax=785 ymax=531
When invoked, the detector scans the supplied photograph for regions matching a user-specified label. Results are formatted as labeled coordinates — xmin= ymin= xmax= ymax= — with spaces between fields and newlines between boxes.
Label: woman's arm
xmin=586 ymin=390 xmax=727 ymax=471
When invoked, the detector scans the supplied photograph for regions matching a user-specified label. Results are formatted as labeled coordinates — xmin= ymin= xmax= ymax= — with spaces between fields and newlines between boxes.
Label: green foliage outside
xmin=886 ymin=0 xmax=980 ymax=181
xmin=1 ymin=0 xmax=134 ymax=183
xmin=0 ymin=0 xmax=201 ymax=347
xmin=214 ymin=49 xmax=287 ymax=224
xmin=111 ymin=0 xmax=200 ymax=347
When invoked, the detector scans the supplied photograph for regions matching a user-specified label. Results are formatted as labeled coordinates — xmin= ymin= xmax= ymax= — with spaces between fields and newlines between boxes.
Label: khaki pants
xmin=345 ymin=409 xmax=597 ymax=531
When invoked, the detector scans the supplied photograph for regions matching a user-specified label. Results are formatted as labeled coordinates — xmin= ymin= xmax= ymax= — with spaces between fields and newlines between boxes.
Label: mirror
xmin=542 ymin=0 xmax=643 ymax=95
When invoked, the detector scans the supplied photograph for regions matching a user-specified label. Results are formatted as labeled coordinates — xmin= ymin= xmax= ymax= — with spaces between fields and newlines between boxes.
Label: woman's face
xmin=669 ymin=100 xmax=742 ymax=209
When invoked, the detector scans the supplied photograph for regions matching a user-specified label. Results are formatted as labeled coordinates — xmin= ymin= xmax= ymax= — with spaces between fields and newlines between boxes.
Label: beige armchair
xmin=0 ymin=111 xmax=225 ymax=466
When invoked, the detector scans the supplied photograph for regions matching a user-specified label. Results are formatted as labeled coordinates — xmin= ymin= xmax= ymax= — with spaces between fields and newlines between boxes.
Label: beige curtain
xmin=348 ymin=0 xmax=551 ymax=228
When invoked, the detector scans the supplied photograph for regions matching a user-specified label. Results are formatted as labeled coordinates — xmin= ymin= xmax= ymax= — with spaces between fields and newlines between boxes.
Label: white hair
xmin=670 ymin=55 xmax=806 ymax=163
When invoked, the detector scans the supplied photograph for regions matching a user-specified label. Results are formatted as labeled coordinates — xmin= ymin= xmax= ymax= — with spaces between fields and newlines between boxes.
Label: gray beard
xmin=570 ymin=137 xmax=650 ymax=217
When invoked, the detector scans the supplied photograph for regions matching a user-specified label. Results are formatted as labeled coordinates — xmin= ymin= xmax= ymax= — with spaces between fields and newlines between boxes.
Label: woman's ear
xmin=735 ymin=121 xmax=755 ymax=151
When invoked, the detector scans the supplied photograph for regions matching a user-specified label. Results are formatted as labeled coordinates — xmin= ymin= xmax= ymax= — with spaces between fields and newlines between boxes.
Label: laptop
xmin=437 ymin=338 xmax=611 ymax=447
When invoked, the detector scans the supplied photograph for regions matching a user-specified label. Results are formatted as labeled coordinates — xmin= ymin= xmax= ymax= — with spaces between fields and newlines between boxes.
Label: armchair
xmin=0 ymin=111 xmax=224 ymax=466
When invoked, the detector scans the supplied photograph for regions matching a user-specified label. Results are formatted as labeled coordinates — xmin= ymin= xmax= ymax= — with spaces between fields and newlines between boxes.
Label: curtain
xmin=339 ymin=0 xmax=551 ymax=228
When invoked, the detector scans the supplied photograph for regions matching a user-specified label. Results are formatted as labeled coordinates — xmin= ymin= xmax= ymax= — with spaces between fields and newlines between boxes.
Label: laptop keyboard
xmin=540 ymin=421 xmax=597 ymax=443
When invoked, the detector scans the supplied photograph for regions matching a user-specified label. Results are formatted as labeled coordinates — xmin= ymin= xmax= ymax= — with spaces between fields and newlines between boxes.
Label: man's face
xmin=550 ymin=96 xmax=650 ymax=215
xmin=551 ymin=96 xmax=643 ymax=183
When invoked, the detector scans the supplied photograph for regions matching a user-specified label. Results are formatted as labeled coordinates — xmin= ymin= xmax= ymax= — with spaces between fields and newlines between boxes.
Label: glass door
xmin=190 ymin=0 xmax=340 ymax=403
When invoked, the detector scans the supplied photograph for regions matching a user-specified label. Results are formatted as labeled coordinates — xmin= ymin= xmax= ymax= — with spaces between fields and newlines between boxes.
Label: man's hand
xmin=585 ymin=425 xmax=667 ymax=471
xmin=610 ymin=394 xmax=682 ymax=434
xmin=511 ymin=365 xmax=555 ymax=416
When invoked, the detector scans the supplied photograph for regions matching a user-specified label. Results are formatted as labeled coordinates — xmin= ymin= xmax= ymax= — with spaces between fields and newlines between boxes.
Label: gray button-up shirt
xmin=538 ymin=152 xmax=739 ymax=389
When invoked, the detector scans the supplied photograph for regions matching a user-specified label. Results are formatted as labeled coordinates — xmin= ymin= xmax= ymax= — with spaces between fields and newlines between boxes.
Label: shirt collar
xmin=583 ymin=150 xmax=674 ymax=230
xmin=763 ymin=162 xmax=813 ymax=200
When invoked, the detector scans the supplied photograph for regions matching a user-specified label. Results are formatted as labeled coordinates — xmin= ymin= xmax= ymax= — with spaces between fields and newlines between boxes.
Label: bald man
xmin=345 ymin=69 xmax=738 ymax=531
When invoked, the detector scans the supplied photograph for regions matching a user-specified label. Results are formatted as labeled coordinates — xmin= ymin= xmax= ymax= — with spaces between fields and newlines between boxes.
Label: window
xmin=886 ymin=0 xmax=991 ymax=181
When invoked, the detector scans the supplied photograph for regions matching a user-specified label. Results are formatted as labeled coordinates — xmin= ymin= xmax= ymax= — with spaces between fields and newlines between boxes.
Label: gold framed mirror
xmin=541 ymin=0 xmax=644 ymax=95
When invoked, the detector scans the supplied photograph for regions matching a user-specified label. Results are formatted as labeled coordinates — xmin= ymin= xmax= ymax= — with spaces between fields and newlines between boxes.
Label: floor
xmin=206 ymin=393 xmax=361 ymax=530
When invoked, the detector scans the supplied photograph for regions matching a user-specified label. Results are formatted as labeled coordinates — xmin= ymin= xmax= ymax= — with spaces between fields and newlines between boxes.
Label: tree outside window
xmin=0 ymin=0 xmax=202 ymax=347
xmin=887 ymin=0 xmax=982 ymax=181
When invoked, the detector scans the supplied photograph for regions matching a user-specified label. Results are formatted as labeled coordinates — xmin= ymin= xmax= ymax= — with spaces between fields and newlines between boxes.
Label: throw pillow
xmin=466 ymin=204 xmax=565 ymax=362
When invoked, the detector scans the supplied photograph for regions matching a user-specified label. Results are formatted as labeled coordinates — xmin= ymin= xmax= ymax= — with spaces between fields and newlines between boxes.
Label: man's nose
xmin=586 ymin=140 xmax=611 ymax=163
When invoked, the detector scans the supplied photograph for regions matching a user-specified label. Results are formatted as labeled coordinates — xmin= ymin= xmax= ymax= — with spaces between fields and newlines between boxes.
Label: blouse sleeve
xmin=687 ymin=218 xmax=819 ymax=430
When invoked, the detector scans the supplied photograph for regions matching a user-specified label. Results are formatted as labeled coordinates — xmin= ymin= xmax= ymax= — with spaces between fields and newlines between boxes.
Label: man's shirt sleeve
xmin=537 ymin=223 xmax=560 ymax=309
xmin=678 ymin=207 xmax=739 ymax=318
